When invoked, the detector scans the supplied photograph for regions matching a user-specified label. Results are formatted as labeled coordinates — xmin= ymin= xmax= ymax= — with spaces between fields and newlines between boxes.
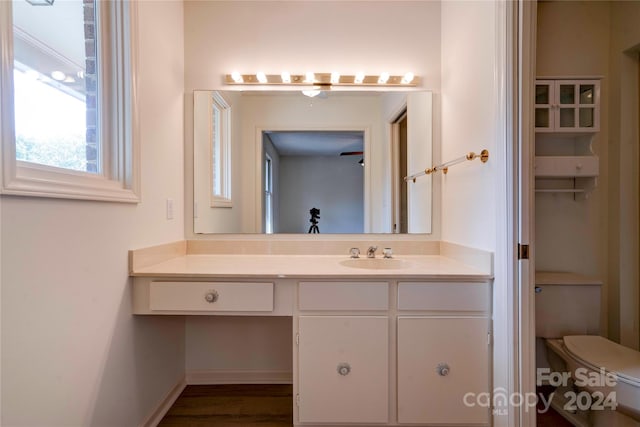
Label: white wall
xmin=535 ymin=0 xmax=610 ymax=316
xmin=183 ymin=1 xmax=441 ymax=91
xmin=440 ymin=1 xmax=497 ymax=250
xmin=186 ymin=316 xmax=292 ymax=376
xmin=1 ymin=1 xmax=186 ymax=425
xmin=279 ymin=156 xmax=364 ymax=234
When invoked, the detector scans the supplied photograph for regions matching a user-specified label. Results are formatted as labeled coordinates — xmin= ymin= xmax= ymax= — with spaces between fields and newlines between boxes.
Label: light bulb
xmin=256 ymin=72 xmax=267 ymax=83
xmin=305 ymin=72 xmax=315 ymax=83
xmin=378 ymin=72 xmax=390 ymax=84
xmin=402 ymin=72 xmax=415 ymax=84
xmin=50 ymin=71 xmax=66 ymax=81
xmin=231 ymin=71 xmax=243 ymax=83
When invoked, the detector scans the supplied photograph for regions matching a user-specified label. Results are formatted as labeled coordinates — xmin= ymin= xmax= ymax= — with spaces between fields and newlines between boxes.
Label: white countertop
xmin=130 ymin=254 xmax=492 ymax=280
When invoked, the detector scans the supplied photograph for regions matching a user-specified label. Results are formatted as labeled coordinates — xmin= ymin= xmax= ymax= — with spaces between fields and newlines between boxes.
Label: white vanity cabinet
xmin=296 ymin=281 xmax=390 ymax=424
xmin=129 ymin=244 xmax=495 ymax=425
xmin=149 ymin=281 xmax=274 ymax=312
xmin=294 ymin=280 xmax=491 ymax=426
xmin=396 ymin=282 xmax=491 ymax=425
xmin=397 ymin=317 xmax=489 ymax=424
xmin=297 ymin=315 xmax=389 ymax=424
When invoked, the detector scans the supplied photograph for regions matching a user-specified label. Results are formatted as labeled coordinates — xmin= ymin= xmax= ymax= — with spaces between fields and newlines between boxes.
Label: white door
xmin=297 ymin=316 xmax=389 ymax=424
xmin=397 ymin=316 xmax=489 ymax=425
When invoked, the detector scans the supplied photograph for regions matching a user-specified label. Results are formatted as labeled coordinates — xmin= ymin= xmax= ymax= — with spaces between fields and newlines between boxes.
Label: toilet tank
xmin=535 ymin=271 xmax=602 ymax=338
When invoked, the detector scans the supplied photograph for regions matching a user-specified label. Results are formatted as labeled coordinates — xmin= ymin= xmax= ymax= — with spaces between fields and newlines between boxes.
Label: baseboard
xmin=186 ymin=369 xmax=293 ymax=385
xmin=140 ymin=375 xmax=187 ymax=427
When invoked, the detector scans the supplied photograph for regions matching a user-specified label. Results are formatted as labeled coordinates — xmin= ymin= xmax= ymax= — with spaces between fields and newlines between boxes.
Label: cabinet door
xmin=576 ymin=81 xmax=598 ymax=130
xmin=297 ymin=316 xmax=389 ymax=424
xmin=535 ymin=79 xmax=600 ymax=132
xmin=535 ymin=80 xmax=555 ymax=131
xmin=397 ymin=317 xmax=489 ymax=425
xmin=557 ymin=81 xmax=579 ymax=130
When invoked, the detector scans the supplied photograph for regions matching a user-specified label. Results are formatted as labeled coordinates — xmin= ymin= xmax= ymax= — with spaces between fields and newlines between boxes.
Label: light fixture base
xmin=225 ymin=72 xmax=419 ymax=88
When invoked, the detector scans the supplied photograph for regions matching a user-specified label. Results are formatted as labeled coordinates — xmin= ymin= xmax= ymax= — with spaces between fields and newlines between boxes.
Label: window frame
xmin=209 ymin=91 xmax=232 ymax=208
xmin=0 ymin=0 xmax=140 ymax=203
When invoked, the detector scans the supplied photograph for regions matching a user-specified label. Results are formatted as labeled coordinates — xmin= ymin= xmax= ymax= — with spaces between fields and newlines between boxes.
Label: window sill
xmin=2 ymin=161 xmax=140 ymax=203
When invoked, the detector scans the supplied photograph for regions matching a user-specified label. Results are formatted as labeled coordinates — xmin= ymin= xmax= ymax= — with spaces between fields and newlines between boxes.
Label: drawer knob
xmin=337 ymin=362 xmax=351 ymax=376
xmin=204 ymin=290 xmax=219 ymax=303
xmin=436 ymin=363 xmax=450 ymax=376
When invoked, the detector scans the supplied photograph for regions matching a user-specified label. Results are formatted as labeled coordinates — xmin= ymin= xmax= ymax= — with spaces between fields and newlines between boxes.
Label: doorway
xmin=391 ymin=110 xmax=408 ymax=234
xmin=262 ymin=130 xmax=365 ymax=234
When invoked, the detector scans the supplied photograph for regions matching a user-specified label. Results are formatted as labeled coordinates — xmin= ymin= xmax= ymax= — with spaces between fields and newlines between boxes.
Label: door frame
xmin=515 ymin=1 xmax=538 ymax=426
xmin=498 ymin=1 xmax=537 ymax=426
xmin=390 ymin=109 xmax=407 ymax=234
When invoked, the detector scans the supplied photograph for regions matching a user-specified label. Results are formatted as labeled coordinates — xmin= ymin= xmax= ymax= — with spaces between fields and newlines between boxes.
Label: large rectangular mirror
xmin=193 ymin=90 xmax=432 ymax=234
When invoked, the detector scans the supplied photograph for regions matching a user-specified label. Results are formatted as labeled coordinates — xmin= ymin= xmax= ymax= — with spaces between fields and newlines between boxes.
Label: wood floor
xmin=159 ymin=384 xmax=293 ymax=427
xmin=160 ymin=384 xmax=572 ymax=426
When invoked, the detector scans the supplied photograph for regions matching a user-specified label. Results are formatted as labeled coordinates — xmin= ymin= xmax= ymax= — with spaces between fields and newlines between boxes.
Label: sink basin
xmin=339 ymin=258 xmax=413 ymax=270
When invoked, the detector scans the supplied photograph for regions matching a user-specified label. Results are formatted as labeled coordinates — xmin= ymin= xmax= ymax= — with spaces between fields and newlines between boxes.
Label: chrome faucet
xmin=349 ymin=247 xmax=360 ymax=258
xmin=367 ymin=246 xmax=378 ymax=258
xmin=382 ymin=248 xmax=393 ymax=258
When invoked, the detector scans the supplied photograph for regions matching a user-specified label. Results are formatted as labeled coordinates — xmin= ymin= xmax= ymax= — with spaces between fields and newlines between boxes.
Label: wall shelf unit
xmin=534 ymin=77 xmax=601 ymax=198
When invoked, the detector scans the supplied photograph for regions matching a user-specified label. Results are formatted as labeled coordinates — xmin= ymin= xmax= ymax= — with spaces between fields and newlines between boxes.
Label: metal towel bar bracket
xmin=404 ymin=149 xmax=490 ymax=183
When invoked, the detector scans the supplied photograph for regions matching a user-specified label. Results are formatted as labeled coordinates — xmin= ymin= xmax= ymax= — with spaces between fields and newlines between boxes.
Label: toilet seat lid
xmin=564 ymin=335 xmax=640 ymax=386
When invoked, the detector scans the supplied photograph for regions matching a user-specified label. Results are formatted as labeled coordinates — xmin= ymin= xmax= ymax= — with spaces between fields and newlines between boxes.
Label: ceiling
xmin=12 ymin=0 xmax=86 ymax=96
xmin=264 ymin=130 xmax=364 ymax=156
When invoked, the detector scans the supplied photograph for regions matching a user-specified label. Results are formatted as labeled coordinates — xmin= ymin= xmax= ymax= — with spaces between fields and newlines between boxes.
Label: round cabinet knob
xmin=337 ymin=363 xmax=351 ymax=376
xmin=204 ymin=290 xmax=219 ymax=303
xmin=436 ymin=363 xmax=450 ymax=377
xmin=576 ymin=163 xmax=583 ymax=170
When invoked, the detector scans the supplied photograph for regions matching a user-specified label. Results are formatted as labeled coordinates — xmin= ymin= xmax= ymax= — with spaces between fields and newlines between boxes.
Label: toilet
xmin=535 ymin=271 xmax=640 ymax=427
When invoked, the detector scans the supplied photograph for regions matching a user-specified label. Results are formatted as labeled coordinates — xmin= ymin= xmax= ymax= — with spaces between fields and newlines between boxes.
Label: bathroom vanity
xmin=130 ymin=240 xmax=493 ymax=426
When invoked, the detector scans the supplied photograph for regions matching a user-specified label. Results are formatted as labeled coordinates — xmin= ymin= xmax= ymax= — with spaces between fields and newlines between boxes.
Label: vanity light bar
xmin=225 ymin=72 xmax=419 ymax=87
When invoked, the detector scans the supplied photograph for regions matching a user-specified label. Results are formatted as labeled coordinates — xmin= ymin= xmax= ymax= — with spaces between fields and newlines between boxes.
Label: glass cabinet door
xmin=578 ymin=83 xmax=596 ymax=128
xmin=558 ymin=83 xmax=576 ymax=129
xmin=535 ymin=79 xmax=599 ymax=132
xmin=534 ymin=81 xmax=554 ymax=130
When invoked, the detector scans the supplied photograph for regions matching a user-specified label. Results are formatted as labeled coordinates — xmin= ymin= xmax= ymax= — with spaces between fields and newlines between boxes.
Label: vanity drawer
xmin=299 ymin=282 xmax=389 ymax=311
xmin=397 ymin=282 xmax=489 ymax=312
xmin=150 ymin=282 xmax=273 ymax=312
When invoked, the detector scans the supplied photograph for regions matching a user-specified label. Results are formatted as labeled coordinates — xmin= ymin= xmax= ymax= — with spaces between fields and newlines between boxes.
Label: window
xmin=0 ymin=0 xmax=139 ymax=202
xmin=209 ymin=91 xmax=231 ymax=207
